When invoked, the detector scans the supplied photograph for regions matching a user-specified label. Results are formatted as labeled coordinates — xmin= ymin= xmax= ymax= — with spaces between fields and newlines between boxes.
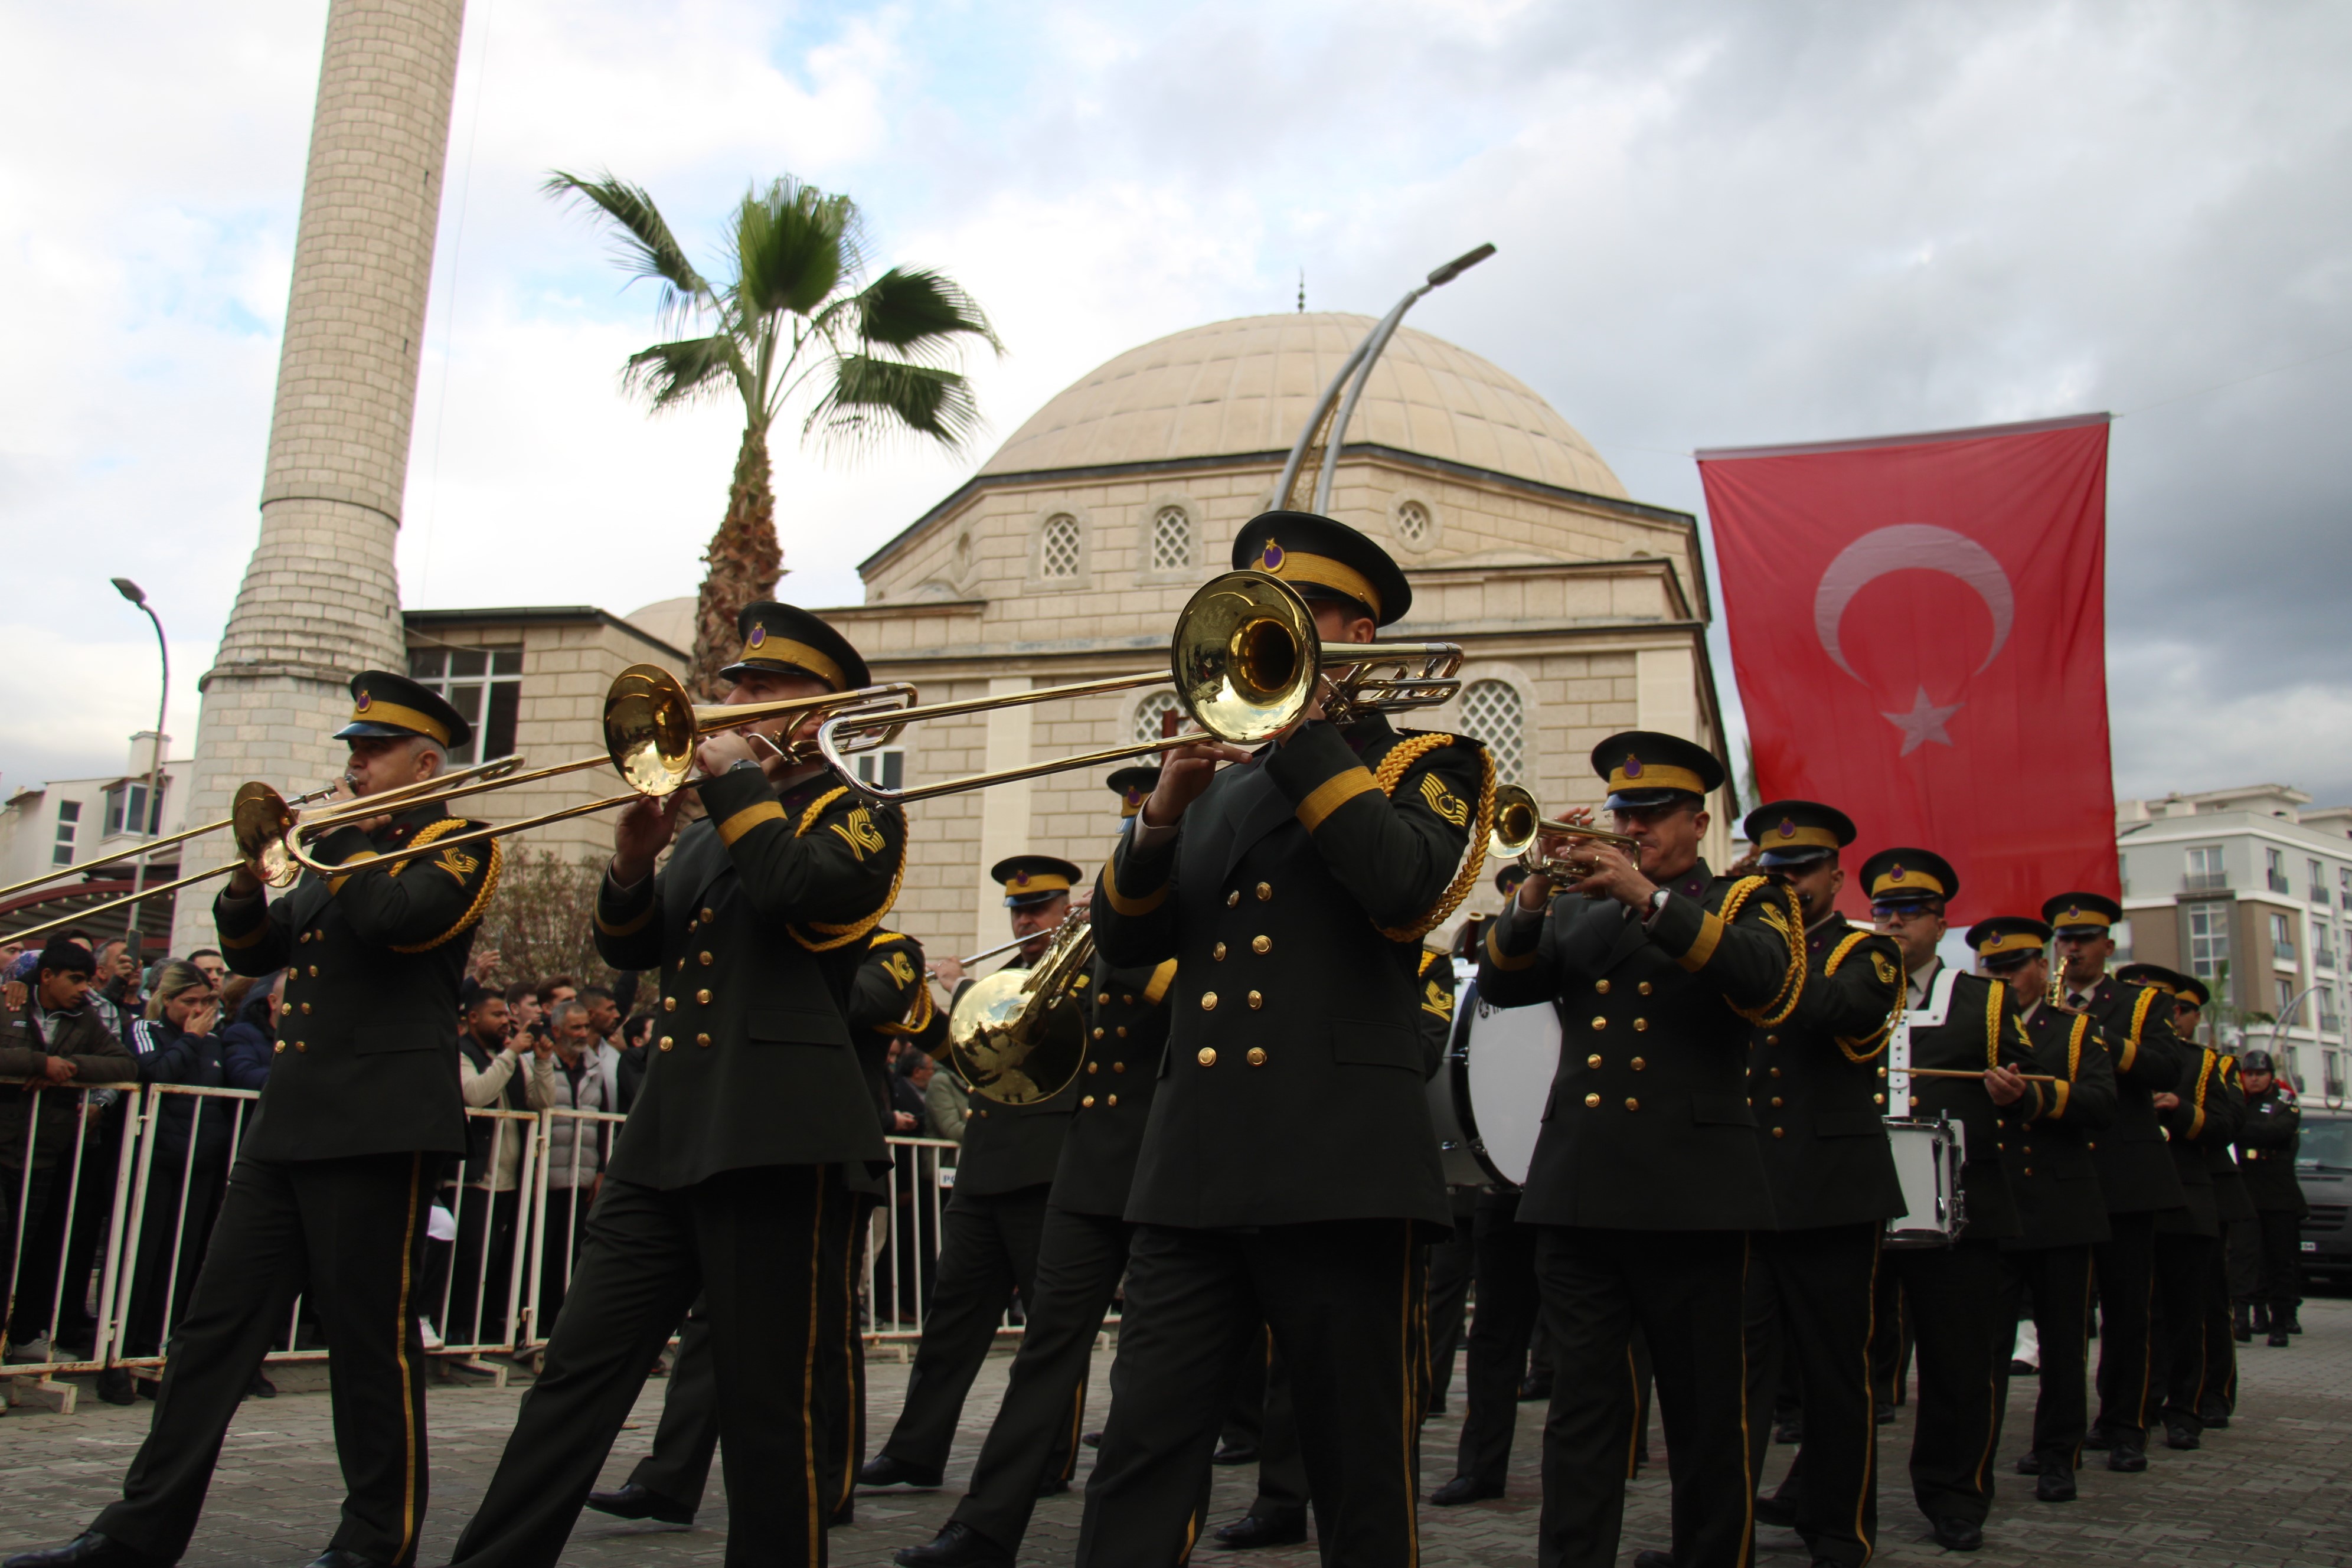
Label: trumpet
xmin=817 ymin=569 xmax=1462 ymax=805
xmin=1488 ymin=784 xmax=1642 ymax=886
xmin=945 ymin=909 xmax=1096 ymax=1105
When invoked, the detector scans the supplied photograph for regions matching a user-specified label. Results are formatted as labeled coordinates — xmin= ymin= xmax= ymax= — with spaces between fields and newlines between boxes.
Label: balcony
xmin=2184 ymin=871 xmax=2230 ymax=893
xmin=2268 ymin=871 xmax=2292 ymax=894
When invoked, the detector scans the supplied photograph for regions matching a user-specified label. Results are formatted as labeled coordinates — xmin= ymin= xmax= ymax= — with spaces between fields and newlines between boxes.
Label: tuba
xmin=945 ymin=909 xmax=1096 ymax=1105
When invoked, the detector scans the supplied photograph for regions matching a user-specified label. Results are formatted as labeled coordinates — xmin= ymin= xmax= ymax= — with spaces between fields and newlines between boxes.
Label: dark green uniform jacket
xmin=2157 ymin=1047 xmax=2246 ymax=1239
xmin=2072 ymin=974 xmax=2188 ymax=1215
xmin=1417 ymin=948 xmax=1458 ymax=1079
xmin=1747 ymin=918 xmax=1906 ymax=1230
xmin=2210 ymin=1054 xmax=2257 ymax=1224
xmin=1895 ymin=961 xmax=2046 ymax=1242
xmin=1094 ymin=714 xmax=1484 ymax=1230
xmin=1049 ymin=956 xmax=1178 ymax=1218
xmin=848 ymin=929 xmax=943 ymax=1131
xmin=214 ymin=801 xmax=496 ymax=1162
xmin=2001 ymin=1001 xmax=2117 ymax=1250
xmin=1481 ymin=861 xmax=1805 ymax=1231
xmin=593 ymin=767 xmax=897 ymax=1190
xmin=2235 ymin=1080 xmax=2307 ymax=1215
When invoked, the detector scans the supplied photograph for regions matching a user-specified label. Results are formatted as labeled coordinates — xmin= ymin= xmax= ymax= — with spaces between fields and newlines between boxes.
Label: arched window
xmin=1150 ymin=505 xmax=1194 ymax=573
xmin=1133 ymin=691 xmax=1184 ymax=743
xmin=1458 ymin=679 xmax=1525 ymax=784
xmin=1039 ymin=514 xmax=1082 ymax=580
xmin=1394 ymin=499 xmax=1432 ymax=548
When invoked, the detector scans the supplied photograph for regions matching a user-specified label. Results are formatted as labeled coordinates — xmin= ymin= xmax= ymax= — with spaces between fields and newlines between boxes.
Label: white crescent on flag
xmin=1812 ymin=524 xmax=2015 ymax=681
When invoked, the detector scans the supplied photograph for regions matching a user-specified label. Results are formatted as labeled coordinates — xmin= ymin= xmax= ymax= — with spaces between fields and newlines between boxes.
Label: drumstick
xmin=1905 ymin=1067 xmax=2059 ymax=1083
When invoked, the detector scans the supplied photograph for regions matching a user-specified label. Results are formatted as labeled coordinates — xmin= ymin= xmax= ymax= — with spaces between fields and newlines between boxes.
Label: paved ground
xmin=4 ymin=1296 xmax=2347 ymax=1567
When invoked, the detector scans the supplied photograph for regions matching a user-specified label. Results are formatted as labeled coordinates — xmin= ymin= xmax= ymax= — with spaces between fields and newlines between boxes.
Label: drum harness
xmin=1888 ymin=962 xmax=1967 ymax=1159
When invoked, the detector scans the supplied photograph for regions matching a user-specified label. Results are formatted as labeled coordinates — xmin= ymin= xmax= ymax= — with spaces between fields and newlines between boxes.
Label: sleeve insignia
xmin=1422 ymin=978 xmax=1455 ymax=1018
xmin=883 ymin=951 xmax=916 ymax=986
xmin=435 ymin=845 xmax=481 ymax=883
xmin=828 ymin=805 xmax=888 ymax=860
xmin=1870 ymin=950 xmax=1898 ymax=985
xmin=1418 ymin=773 xmax=1469 ymax=827
xmin=1759 ymin=901 xmax=1792 ymax=936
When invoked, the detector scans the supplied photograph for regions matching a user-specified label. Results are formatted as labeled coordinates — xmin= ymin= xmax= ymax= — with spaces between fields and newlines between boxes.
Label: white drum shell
xmin=1884 ymin=1116 xmax=1966 ymax=1248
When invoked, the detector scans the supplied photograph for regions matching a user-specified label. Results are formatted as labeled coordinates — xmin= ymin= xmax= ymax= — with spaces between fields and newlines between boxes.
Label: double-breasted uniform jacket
xmin=2001 ymin=1001 xmax=2118 ymax=1250
xmin=2155 ymin=1047 xmax=2246 ymax=1239
xmin=592 ymin=767 xmax=896 ymax=1190
xmin=1746 ymin=916 xmax=1907 ymax=1230
xmin=213 ymin=799 xmax=498 ymax=1162
xmin=847 ymin=929 xmax=944 ymax=1131
xmin=2209 ymin=1054 xmax=2257 ymax=1226
xmin=1479 ymin=861 xmax=1806 ymax=1231
xmin=1093 ymin=712 xmax=1485 ymax=1231
xmin=1048 ymin=956 xmax=1177 ymax=1218
xmin=2071 ymin=974 xmax=2188 ymax=1215
xmin=2235 ymin=1079 xmax=2307 ymax=1216
xmin=1896 ymin=960 xmax=2046 ymax=1242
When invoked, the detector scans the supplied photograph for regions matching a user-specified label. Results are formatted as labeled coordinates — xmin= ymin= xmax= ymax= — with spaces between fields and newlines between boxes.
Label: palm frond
xmin=544 ymin=170 xmax=711 ymax=331
xmin=620 ymin=334 xmax=744 ymax=413
xmin=733 ymin=177 xmax=860 ymax=322
xmin=803 ymin=354 xmax=985 ymax=460
xmin=852 ymin=266 xmax=1004 ymax=364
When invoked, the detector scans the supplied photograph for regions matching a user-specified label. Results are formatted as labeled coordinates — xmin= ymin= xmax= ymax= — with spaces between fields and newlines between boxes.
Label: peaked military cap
xmin=2040 ymin=891 xmax=2122 ymax=936
xmin=1590 ymin=730 xmax=1724 ymax=811
xmin=717 ymin=601 xmax=871 ymax=692
xmin=1742 ymin=799 xmax=1856 ymax=869
xmin=1966 ymin=915 xmax=2052 ymax=971
xmin=2117 ymin=962 xmax=2209 ymax=1010
xmin=337 ymin=671 xmax=472 ymax=751
xmin=1858 ymin=847 xmax=1958 ymax=909
xmin=1231 ymin=510 xmax=1412 ymax=626
xmin=991 ymin=854 xmax=1083 ymax=909
xmin=1106 ymin=767 xmax=1162 ymax=819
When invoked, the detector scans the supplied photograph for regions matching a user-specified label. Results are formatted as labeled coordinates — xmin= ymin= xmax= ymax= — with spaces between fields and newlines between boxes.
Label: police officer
xmin=8 ymin=674 xmax=498 ymax=1568
xmin=1080 ymin=511 xmax=1485 ymax=1568
xmin=2041 ymin=892 xmax=2189 ymax=1474
xmin=1975 ymin=917 xmax=2116 ymax=1504
xmin=893 ymin=779 xmax=1178 ymax=1568
xmin=1481 ymin=731 xmax=1803 ymax=1568
xmin=2233 ymin=1048 xmax=2305 ymax=1346
xmin=1861 ymin=851 xmax=2044 ymax=1553
xmin=1737 ymin=802 xmax=1906 ymax=1568
xmin=859 ymin=856 xmax=1086 ymax=1494
xmin=446 ymin=602 xmax=898 ymax=1568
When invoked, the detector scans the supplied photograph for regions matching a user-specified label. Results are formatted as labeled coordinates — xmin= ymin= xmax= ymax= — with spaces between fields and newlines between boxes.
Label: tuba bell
xmin=945 ymin=909 xmax=1096 ymax=1105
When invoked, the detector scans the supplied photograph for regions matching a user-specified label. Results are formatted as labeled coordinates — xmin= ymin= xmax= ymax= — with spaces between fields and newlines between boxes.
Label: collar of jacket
xmin=365 ymin=798 xmax=455 ymax=848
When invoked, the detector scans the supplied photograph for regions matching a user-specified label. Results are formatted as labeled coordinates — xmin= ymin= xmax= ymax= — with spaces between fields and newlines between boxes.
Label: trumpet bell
xmin=605 ymin=665 xmax=700 ymax=797
xmin=1172 ymin=570 xmax=1322 ymax=747
xmin=229 ymin=783 xmax=302 ymax=888
xmin=1489 ymin=784 xmax=1543 ymax=859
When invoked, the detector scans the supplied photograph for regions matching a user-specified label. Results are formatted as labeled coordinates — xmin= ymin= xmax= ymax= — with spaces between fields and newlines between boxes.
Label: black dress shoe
xmin=1429 ymin=1475 xmax=1502 ymax=1506
xmin=2107 ymin=1438 xmax=2148 ymax=1473
xmin=246 ymin=1370 xmax=276 ymax=1399
xmin=2164 ymin=1422 xmax=2200 ymax=1451
xmin=1874 ymin=1402 xmax=1896 ymax=1425
xmin=2011 ymin=1453 xmax=2043 ymax=1476
xmin=2 ymin=1534 xmax=166 ymax=1568
xmin=93 ymin=1368 xmax=135 ymax=1407
xmin=2080 ymin=1425 xmax=2112 ymax=1451
xmin=2008 ymin=1358 xmax=2038 ymax=1376
xmin=585 ymin=1482 xmax=695 ymax=1525
xmin=1752 ymin=1493 xmax=1797 ymax=1528
xmin=1210 ymin=1441 xmax=1259 ymax=1466
xmin=829 ymin=1501 xmax=854 ymax=1528
xmin=2200 ymin=1406 xmax=2230 ymax=1430
xmin=2267 ymin=1329 xmax=2290 ymax=1347
xmin=1035 ymin=1475 xmax=1070 ymax=1498
xmin=1083 ymin=1430 xmax=1102 ymax=1448
xmin=2284 ymin=1311 xmax=2304 ymax=1334
xmin=894 ymin=1521 xmax=1013 ymax=1568
xmin=1632 ymin=1551 xmax=1675 ymax=1568
xmin=1213 ymin=1514 xmax=1306 ymax=1549
xmin=1929 ymin=1516 xmax=1984 ymax=1551
xmin=1517 ymin=1373 xmax=1553 ymax=1402
xmin=306 ymin=1553 xmax=388 ymax=1568
xmin=858 ymin=1453 xmax=944 ymax=1489
xmin=2036 ymin=1464 xmax=2077 ymax=1503
xmin=1773 ymin=1415 xmax=1804 ymax=1444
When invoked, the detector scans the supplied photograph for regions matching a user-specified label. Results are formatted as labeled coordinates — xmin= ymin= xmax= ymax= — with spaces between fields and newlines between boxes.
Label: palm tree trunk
xmin=690 ymin=424 xmax=783 ymax=698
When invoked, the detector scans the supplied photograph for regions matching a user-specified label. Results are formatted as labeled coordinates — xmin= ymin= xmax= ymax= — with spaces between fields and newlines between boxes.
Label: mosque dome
xmin=978 ymin=311 xmax=1626 ymax=500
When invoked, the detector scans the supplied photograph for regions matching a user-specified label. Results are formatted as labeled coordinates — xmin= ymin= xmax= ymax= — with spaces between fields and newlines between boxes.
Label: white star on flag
xmin=1883 ymin=688 xmax=1962 ymax=755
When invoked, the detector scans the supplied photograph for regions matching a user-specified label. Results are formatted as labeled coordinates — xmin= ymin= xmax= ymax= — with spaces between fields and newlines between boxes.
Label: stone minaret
xmin=172 ymin=0 xmax=466 ymax=952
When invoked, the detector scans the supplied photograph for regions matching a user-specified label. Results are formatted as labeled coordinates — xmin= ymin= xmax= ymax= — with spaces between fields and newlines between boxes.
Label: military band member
xmin=1737 ymin=802 xmax=1906 ymax=1568
xmin=2041 ymin=892 xmax=2188 ymax=1473
xmin=2145 ymin=1012 xmax=2243 ymax=1451
xmin=1861 ymin=851 xmax=2044 ymax=1553
xmin=1481 ymin=731 xmax=1804 ymax=1568
xmin=446 ymin=603 xmax=897 ymax=1568
xmin=1975 ymin=917 xmax=2116 ymax=1504
xmin=2233 ymin=1048 xmax=2305 ymax=1346
xmin=894 ymin=778 xmax=1179 ymax=1568
xmin=862 ymin=855 xmax=1086 ymax=1494
xmin=1080 ymin=512 xmax=1485 ymax=1568
xmin=8 ymin=675 xmax=497 ymax=1568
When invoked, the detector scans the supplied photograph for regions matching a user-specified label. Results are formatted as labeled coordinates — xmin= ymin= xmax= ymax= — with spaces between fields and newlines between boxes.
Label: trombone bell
xmin=946 ymin=913 xmax=1097 ymax=1105
xmin=1174 ymin=572 xmax=1321 ymax=747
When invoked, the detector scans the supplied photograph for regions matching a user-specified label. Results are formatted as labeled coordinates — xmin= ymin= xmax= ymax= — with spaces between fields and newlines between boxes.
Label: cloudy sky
xmin=5 ymin=0 xmax=2350 ymax=810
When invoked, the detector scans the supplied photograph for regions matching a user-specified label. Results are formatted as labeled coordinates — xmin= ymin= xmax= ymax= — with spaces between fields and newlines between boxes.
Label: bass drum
xmin=1426 ymin=983 xmax=1562 ymax=1188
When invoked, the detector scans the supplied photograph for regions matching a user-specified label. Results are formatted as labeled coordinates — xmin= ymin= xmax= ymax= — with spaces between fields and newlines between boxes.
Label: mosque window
xmin=1040 ymin=515 xmax=1082 ymax=580
xmin=1151 ymin=506 xmax=1194 ymax=573
xmin=1133 ymin=691 xmax=1184 ymax=743
xmin=1394 ymin=499 xmax=1433 ymax=548
xmin=1457 ymin=680 xmax=1525 ymax=785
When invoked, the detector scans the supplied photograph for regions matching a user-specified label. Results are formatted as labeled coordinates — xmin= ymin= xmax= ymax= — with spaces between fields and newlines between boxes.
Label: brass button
xmin=1584 ymin=1092 xmax=1602 ymax=1109
xmin=659 ymin=1035 xmax=674 ymax=1051
xmin=1631 ymin=1057 xmax=1646 ymax=1072
xmin=1201 ymin=992 xmax=1219 ymax=1012
xmin=1623 ymin=1097 xmax=1639 ymax=1112
xmin=1247 ymin=990 xmax=1263 ymax=1010
xmin=664 ymin=997 xmax=677 ymax=1012
xmin=677 ymin=958 xmax=687 ymax=971
xmin=1770 ymin=1096 xmax=1784 ymax=1108
xmin=1092 ymin=1030 xmax=1105 ymax=1043
xmin=308 ymin=965 xmax=318 ymax=977
xmin=1226 ymin=891 xmax=1240 ymax=907
xmin=1769 ymin=1067 xmax=1782 ymax=1079
xmin=1873 ymin=1093 xmax=1884 ymax=1105
xmin=696 ymin=1032 xmax=711 ymax=1047
xmin=1765 ymin=1034 xmax=1778 ymax=1046
xmin=300 ymin=1002 xmax=312 ymax=1015
xmin=1082 ymin=1095 xmax=1096 ymax=1109
xmin=1123 ymin=994 xmax=1135 ymax=1005
xmin=273 ymin=1041 xmax=285 ymax=1054
xmin=1108 ymin=1093 xmax=1119 ymax=1106
xmin=1587 ymin=1053 xmax=1603 ymax=1069
xmin=701 ymin=907 xmax=715 ymax=923
xmin=1252 ymin=935 xmax=1271 ymax=955
xmin=1595 ymin=979 xmax=1611 ymax=995
xmin=2022 ymin=1145 xmax=2033 ymax=1155
xmin=1247 ymin=1047 xmax=1267 ymax=1067
xmin=696 ymin=988 xmax=712 ymax=1005
xmin=1909 ymin=1096 xmax=1920 ymax=1109
xmin=1198 ymin=1047 xmax=1218 ymax=1066
xmin=2088 ymin=1141 xmax=2098 ymax=1150
xmin=976 ymin=1108 xmax=990 ymax=1118
xmin=298 ymin=932 xmax=308 ymax=944
xmin=700 ymin=950 xmax=713 ymax=966
xmin=1116 ymin=1025 xmax=1128 ymax=1038
xmin=1113 ymin=1061 xmax=1126 ymax=1074
xmin=1088 ymin=1059 xmax=1100 ymax=1073
xmin=1214 ymin=943 xmax=1227 ymax=961
xmin=1591 ymin=1016 xmax=1608 ymax=1031
xmin=295 ymin=1040 xmax=308 ymax=1053
xmin=1099 ymin=992 xmax=1112 ymax=1005
xmin=1256 ymin=882 xmax=1272 ymax=900
xmin=1638 ymin=981 xmax=1652 ymax=996
xmin=1771 ymin=1127 xmax=1784 ymax=1139
xmin=2023 ymin=1167 xmax=2033 ymax=1177
xmin=685 ymin=919 xmax=696 ymax=933
xmin=1633 ymin=1018 xmax=1648 ymax=1032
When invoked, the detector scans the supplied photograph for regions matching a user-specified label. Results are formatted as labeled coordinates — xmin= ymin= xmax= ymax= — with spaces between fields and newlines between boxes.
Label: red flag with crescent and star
xmin=1698 ymin=413 xmax=2116 ymax=922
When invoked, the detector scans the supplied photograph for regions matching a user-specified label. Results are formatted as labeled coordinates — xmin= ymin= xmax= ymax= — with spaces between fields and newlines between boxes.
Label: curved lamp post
xmin=112 ymin=577 xmax=168 ymax=956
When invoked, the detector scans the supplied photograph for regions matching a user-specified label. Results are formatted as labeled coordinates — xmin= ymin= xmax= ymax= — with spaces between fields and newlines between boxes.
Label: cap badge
xmin=747 ymin=625 xmax=767 ymax=649
xmin=1622 ymin=755 xmax=1644 ymax=778
xmin=1259 ymin=539 xmax=1285 ymax=571
xmin=2065 ymin=905 xmax=2081 ymax=922
xmin=1889 ymin=865 xmax=1906 ymax=881
xmin=1012 ymin=871 xmax=1030 ymax=887
xmin=354 ymin=691 xmax=373 ymax=712
xmin=1125 ymin=788 xmax=1144 ymax=806
xmin=1777 ymin=818 xmax=1796 ymax=839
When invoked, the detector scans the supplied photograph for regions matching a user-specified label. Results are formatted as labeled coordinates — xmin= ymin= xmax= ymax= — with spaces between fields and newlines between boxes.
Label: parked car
xmin=2299 ymin=1109 xmax=2352 ymax=1288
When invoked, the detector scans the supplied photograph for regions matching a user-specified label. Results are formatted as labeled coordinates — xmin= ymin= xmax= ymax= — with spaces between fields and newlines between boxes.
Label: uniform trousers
xmin=878 ymin=1183 xmax=1073 ymax=1481
xmin=1747 ymin=1223 xmax=1882 ymax=1568
xmin=1995 ymin=1246 xmax=2093 ymax=1471
xmin=1871 ymin=1237 xmax=2005 ymax=1526
xmin=93 ymin=1153 xmax=436 ymax=1566
xmin=1239 ymin=1342 xmax=1312 ymax=1530
xmin=2152 ymin=1231 xmax=2219 ymax=1435
xmin=1531 ymin=1226 xmax=1753 ymax=1568
xmin=1077 ymin=1219 xmax=1427 ymax=1568
xmin=1452 ymin=1190 xmax=1541 ymax=1489
xmin=2092 ymin=1211 xmax=2161 ymax=1440
xmin=948 ymin=1207 xmax=1126 ymax=1550
xmin=2253 ymin=1210 xmax=2304 ymax=1313
xmin=2201 ymin=1250 xmax=2237 ymax=1418
xmin=1425 ymin=1206 xmax=1476 ymax=1412
xmin=447 ymin=1165 xmax=854 ymax=1568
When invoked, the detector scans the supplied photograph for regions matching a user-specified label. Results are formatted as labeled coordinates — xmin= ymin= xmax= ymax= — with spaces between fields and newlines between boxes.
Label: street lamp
xmin=2268 ymin=980 xmax=2324 ymax=1093
xmin=112 ymin=577 xmax=168 ymax=959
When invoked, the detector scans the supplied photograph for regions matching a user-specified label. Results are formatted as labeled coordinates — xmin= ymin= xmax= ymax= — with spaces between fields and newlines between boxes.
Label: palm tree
xmin=548 ymin=171 xmax=1001 ymax=695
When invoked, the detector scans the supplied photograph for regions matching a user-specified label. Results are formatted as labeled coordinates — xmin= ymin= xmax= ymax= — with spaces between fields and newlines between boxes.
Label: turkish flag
xmin=1698 ymin=414 xmax=2115 ymax=922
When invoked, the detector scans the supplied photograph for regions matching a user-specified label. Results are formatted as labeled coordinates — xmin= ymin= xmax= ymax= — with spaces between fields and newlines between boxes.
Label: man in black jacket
xmin=8 ymin=675 xmax=496 ymax=1568
xmin=2234 ymin=1050 xmax=2305 ymax=1346
xmin=2147 ymin=1027 xmax=2242 ymax=1451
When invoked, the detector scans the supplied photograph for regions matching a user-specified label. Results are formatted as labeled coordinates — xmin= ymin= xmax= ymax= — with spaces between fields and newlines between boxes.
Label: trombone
xmin=945 ymin=907 xmax=1097 ymax=1105
xmin=1489 ymin=784 xmax=1641 ymax=886
xmin=818 ymin=569 xmax=1462 ymax=804
xmin=0 ymin=782 xmax=344 ymax=909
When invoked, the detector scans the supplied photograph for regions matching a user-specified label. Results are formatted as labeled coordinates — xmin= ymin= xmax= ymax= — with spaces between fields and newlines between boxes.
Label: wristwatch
xmin=727 ymin=756 xmax=763 ymax=775
xmin=1647 ymin=888 xmax=1670 ymax=917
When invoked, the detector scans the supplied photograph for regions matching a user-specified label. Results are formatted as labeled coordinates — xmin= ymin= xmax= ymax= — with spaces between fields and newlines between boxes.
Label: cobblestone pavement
xmin=5 ymin=1296 xmax=2347 ymax=1567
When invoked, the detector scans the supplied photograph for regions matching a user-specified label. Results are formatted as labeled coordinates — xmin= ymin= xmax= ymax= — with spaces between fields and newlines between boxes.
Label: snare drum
xmin=1425 ymin=985 xmax=1560 ymax=1188
xmin=1884 ymin=1116 xmax=1966 ymax=1247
